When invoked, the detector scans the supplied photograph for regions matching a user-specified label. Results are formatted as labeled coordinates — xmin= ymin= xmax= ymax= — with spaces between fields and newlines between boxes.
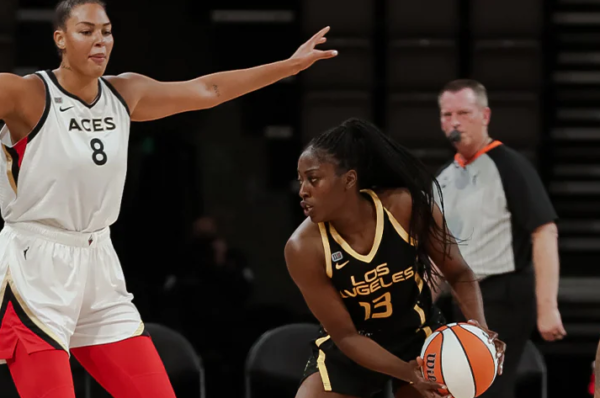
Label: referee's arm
xmin=498 ymin=151 xmax=566 ymax=342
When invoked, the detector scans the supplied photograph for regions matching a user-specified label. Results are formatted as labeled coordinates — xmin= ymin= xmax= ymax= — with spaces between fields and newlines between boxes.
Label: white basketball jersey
xmin=0 ymin=70 xmax=130 ymax=232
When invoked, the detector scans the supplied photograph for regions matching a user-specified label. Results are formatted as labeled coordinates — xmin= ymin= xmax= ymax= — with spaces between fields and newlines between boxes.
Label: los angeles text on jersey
xmin=339 ymin=264 xmax=414 ymax=298
xmin=69 ymin=117 xmax=116 ymax=132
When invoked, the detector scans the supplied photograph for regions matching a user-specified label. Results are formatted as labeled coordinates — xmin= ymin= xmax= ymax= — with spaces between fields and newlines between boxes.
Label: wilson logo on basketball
xmin=425 ymin=353 xmax=437 ymax=382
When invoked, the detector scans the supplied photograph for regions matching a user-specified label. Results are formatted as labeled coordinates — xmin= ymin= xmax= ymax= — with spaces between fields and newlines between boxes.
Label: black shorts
xmin=301 ymin=308 xmax=446 ymax=398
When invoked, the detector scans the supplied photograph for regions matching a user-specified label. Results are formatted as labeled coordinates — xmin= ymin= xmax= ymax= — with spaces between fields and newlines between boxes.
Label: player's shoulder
xmin=376 ymin=188 xmax=412 ymax=227
xmin=0 ymin=73 xmax=46 ymax=120
xmin=0 ymin=72 xmax=45 ymax=95
xmin=102 ymin=73 xmax=148 ymax=114
xmin=103 ymin=73 xmax=156 ymax=93
xmin=377 ymin=188 xmax=412 ymax=212
xmin=104 ymin=72 xmax=146 ymax=86
xmin=285 ymin=218 xmax=324 ymax=263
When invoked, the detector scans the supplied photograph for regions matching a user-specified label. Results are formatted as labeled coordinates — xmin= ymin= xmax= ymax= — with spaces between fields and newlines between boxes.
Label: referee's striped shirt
xmin=435 ymin=140 xmax=557 ymax=278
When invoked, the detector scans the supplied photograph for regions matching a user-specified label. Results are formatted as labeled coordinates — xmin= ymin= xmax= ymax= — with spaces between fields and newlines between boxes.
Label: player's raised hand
xmin=289 ymin=26 xmax=338 ymax=74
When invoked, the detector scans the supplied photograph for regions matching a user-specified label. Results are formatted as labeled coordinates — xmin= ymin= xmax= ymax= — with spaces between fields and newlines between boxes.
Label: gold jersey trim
xmin=328 ymin=189 xmax=384 ymax=263
xmin=383 ymin=208 xmax=415 ymax=246
xmin=318 ymin=223 xmax=333 ymax=278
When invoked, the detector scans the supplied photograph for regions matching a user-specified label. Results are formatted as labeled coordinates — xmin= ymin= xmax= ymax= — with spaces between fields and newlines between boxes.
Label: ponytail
xmin=306 ymin=118 xmax=453 ymax=289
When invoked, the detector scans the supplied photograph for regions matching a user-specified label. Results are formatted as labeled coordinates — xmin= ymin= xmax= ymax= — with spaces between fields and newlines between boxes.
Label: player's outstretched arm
xmin=0 ymin=73 xmax=30 ymax=121
xmin=284 ymin=232 xmax=444 ymax=393
xmin=106 ymin=27 xmax=337 ymax=123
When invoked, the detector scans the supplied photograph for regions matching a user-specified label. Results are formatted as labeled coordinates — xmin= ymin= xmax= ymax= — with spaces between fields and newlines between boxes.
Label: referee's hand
xmin=538 ymin=306 xmax=567 ymax=341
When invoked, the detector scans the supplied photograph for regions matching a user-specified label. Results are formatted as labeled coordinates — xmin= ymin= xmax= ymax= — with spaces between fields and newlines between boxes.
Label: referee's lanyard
xmin=454 ymin=140 xmax=503 ymax=168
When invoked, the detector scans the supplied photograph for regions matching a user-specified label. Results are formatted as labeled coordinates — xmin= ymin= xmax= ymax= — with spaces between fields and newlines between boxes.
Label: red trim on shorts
xmin=0 ymin=286 xmax=63 ymax=361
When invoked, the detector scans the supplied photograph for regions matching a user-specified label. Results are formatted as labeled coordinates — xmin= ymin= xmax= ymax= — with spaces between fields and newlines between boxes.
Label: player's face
xmin=439 ymin=88 xmax=491 ymax=157
xmin=297 ymin=151 xmax=350 ymax=223
xmin=55 ymin=4 xmax=114 ymax=77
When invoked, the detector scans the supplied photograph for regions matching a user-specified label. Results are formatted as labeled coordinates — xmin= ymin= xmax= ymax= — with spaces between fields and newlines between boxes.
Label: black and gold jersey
xmin=318 ymin=189 xmax=434 ymax=337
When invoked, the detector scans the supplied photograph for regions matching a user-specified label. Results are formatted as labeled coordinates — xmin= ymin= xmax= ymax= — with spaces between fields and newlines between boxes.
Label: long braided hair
xmin=305 ymin=118 xmax=454 ymax=288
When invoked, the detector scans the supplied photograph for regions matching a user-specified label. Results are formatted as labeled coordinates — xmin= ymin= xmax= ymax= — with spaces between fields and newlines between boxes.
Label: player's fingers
xmin=314 ymin=49 xmax=338 ymax=59
xmin=310 ymin=26 xmax=330 ymax=42
xmin=424 ymin=380 xmax=447 ymax=391
xmin=498 ymin=353 xmax=506 ymax=375
xmin=317 ymin=37 xmax=327 ymax=44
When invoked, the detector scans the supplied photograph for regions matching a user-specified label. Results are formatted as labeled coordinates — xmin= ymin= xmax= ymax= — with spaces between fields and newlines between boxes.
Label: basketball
xmin=420 ymin=323 xmax=498 ymax=398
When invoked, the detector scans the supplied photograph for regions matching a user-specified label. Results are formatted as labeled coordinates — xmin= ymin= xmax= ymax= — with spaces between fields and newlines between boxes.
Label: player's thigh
xmin=8 ymin=342 xmax=75 ymax=398
xmin=296 ymin=373 xmax=355 ymax=398
xmin=71 ymin=239 xmax=144 ymax=348
xmin=72 ymin=336 xmax=175 ymax=398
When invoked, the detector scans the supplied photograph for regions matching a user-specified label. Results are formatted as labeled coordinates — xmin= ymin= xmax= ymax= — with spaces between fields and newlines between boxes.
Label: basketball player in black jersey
xmin=285 ymin=118 xmax=506 ymax=398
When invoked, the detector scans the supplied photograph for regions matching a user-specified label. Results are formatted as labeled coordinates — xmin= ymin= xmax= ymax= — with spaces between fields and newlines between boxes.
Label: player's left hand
xmin=289 ymin=26 xmax=338 ymax=74
xmin=468 ymin=319 xmax=506 ymax=376
xmin=537 ymin=305 xmax=567 ymax=342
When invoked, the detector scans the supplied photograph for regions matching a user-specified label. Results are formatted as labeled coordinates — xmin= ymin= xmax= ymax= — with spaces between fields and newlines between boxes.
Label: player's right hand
xmin=409 ymin=357 xmax=452 ymax=398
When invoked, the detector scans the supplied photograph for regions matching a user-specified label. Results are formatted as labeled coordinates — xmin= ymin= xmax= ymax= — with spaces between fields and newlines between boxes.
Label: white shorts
xmin=0 ymin=221 xmax=145 ymax=363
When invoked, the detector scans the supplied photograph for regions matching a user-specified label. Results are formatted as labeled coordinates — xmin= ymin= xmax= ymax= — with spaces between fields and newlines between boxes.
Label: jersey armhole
xmin=317 ymin=223 xmax=333 ymax=278
xmin=101 ymin=78 xmax=131 ymax=116
xmin=384 ymin=208 xmax=416 ymax=246
xmin=23 ymin=73 xmax=52 ymax=144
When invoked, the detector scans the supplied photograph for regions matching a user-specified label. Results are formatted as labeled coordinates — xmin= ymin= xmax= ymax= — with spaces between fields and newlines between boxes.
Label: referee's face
xmin=439 ymin=88 xmax=491 ymax=158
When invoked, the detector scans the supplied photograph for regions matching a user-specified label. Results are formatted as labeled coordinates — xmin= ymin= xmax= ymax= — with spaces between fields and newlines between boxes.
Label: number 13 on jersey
xmin=359 ymin=292 xmax=393 ymax=320
xmin=90 ymin=138 xmax=107 ymax=166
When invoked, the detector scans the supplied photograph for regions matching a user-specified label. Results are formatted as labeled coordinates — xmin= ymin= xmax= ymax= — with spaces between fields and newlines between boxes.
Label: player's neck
xmin=330 ymin=194 xmax=376 ymax=240
xmin=53 ymin=65 xmax=100 ymax=105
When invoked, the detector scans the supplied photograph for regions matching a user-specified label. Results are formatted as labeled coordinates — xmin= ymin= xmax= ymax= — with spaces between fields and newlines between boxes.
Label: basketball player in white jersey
xmin=0 ymin=1 xmax=337 ymax=397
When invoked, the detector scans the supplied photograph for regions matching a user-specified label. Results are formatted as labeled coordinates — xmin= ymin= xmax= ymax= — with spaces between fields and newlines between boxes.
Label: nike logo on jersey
xmin=69 ymin=117 xmax=116 ymax=132
xmin=335 ymin=260 xmax=349 ymax=270
xmin=23 ymin=247 xmax=29 ymax=259
xmin=60 ymin=106 xmax=74 ymax=112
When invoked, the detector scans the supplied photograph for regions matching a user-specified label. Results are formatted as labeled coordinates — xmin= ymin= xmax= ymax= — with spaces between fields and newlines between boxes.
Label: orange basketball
xmin=420 ymin=323 xmax=498 ymax=398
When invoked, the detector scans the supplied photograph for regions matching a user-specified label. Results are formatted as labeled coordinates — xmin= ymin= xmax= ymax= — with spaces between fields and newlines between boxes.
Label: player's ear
xmin=344 ymin=170 xmax=357 ymax=190
xmin=54 ymin=30 xmax=66 ymax=51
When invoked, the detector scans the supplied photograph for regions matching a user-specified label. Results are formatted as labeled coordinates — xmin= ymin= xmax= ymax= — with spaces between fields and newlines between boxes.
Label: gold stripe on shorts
xmin=315 ymin=335 xmax=332 ymax=391
xmin=6 ymin=269 xmax=67 ymax=351
xmin=132 ymin=321 xmax=145 ymax=337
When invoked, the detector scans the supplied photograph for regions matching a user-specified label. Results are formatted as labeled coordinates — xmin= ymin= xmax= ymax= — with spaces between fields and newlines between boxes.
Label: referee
xmin=434 ymin=79 xmax=566 ymax=398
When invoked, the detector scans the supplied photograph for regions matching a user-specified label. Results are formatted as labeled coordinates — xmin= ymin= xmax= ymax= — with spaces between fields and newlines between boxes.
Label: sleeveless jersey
xmin=0 ymin=70 xmax=130 ymax=232
xmin=318 ymin=189 xmax=434 ymax=336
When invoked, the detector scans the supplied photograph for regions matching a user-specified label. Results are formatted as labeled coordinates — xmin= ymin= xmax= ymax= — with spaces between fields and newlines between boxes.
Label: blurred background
xmin=0 ymin=0 xmax=599 ymax=397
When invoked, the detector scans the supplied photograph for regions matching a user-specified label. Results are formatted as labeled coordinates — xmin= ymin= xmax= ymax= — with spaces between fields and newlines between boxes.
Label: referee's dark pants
xmin=452 ymin=266 xmax=536 ymax=398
